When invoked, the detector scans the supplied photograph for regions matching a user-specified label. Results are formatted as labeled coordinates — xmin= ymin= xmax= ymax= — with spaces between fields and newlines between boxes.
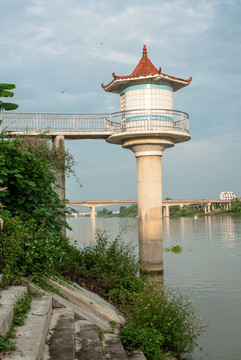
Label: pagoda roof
xmin=101 ymin=45 xmax=192 ymax=93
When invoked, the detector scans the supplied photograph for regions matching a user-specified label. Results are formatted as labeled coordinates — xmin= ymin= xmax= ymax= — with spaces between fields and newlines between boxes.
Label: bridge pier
xmin=122 ymin=138 xmax=174 ymax=274
xmin=90 ymin=206 xmax=96 ymax=221
xmin=163 ymin=205 xmax=170 ymax=218
xmin=204 ymin=203 xmax=211 ymax=214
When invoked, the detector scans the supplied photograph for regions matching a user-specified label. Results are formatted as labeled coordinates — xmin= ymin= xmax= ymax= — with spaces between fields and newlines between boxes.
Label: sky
xmin=1 ymin=0 xmax=241 ymax=202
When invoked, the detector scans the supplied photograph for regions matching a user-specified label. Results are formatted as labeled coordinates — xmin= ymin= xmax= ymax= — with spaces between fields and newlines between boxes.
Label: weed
xmin=0 ymin=331 xmax=16 ymax=354
xmin=164 ymin=245 xmax=183 ymax=253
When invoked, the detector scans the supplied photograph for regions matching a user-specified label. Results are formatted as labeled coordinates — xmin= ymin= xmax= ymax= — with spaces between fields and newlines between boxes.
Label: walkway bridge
xmin=68 ymin=199 xmax=231 ymax=220
xmin=0 ymin=109 xmax=189 ymax=139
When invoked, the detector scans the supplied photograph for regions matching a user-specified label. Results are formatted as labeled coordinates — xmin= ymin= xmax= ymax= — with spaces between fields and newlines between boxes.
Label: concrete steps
xmin=2 ymin=295 xmax=52 ymax=360
xmin=0 ymin=286 xmax=28 ymax=336
xmin=43 ymin=308 xmax=75 ymax=360
xmin=0 ymin=278 xmax=147 ymax=360
xmin=103 ymin=333 xmax=128 ymax=360
xmin=75 ymin=320 xmax=104 ymax=360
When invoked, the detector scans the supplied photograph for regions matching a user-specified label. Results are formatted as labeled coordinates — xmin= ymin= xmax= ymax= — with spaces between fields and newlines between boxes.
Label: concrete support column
xmin=52 ymin=135 xmax=66 ymax=237
xmin=52 ymin=135 xmax=66 ymax=202
xmin=90 ymin=206 xmax=96 ymax=221
xmin=122 ymin=137 xmax=174 ymax=273
xmin=163 ymin=205 xmax=170 ymax=218
xmin=205 ymin=204 xmax=211 ymax=214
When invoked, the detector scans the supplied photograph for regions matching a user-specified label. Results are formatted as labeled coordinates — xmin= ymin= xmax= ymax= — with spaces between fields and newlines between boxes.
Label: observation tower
xmin=102 ymin=45 xmax=192 ymax=273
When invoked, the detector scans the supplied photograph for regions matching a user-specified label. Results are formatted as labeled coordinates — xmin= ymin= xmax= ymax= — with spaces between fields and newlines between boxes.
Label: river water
xmin=67 ymin=216 xmax=241 ymax=360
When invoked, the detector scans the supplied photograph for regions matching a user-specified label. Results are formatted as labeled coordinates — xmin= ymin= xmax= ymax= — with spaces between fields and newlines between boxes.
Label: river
xmin=67 ymin=215 xmax=241 ymax=360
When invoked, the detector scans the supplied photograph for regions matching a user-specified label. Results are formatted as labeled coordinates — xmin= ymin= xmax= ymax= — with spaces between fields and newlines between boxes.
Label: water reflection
xmin=204 ymin=216 xmax=238 ymax=248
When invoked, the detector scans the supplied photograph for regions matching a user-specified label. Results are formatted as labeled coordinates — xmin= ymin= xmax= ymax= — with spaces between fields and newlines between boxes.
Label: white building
xmin=220 ymin=191 xmax=236 ymax=200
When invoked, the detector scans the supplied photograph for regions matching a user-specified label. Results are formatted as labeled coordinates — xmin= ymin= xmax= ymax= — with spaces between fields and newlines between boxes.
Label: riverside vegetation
xmin=97 ymin=199 xmax=241 ymax=219
xmin=0 ymin=131 xmax=205 ymax=359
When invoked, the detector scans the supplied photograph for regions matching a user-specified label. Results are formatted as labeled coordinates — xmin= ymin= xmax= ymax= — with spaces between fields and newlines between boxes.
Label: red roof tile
xmin=101 ymin=45 xmax=192 ymax=92
xmin=115 ymin=45 xmax=159 ymax=79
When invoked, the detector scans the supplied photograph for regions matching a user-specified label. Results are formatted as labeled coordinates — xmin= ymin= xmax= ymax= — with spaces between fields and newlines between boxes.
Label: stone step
xmin=47 ymin=278 xmax=124 ymax=327
xmin=43 ymin=308 xmax=75 ymax=360
xmin=103 ymin=333 xmax=128 ymax=360
xmin=3 ymin=295 xmax=52 ymax=360
xmin=127 ymin=351 xmax=146 ymax=360
xmin=0 ymin=286 xmax=28 ymax=336
xmin=52 ymin=293 xmax=112 ymax=331
xmin=75 ymin=320 xmax=104 ymax=360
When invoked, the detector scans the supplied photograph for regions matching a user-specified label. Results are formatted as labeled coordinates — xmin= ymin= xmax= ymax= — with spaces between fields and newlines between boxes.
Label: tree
xmin=0 ymin=83 xmax=18 ymax=111
xmin=0 ymin=134 xmax=70 ymax=234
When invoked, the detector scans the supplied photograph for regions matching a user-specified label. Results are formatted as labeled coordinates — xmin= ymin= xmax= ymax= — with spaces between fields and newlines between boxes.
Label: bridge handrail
xmin=0 ymin=109 xmax=189 ymax=134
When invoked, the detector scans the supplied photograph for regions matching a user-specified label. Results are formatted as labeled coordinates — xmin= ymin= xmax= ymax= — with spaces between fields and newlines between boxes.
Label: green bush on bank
xmin=62 ymin=231 xmax=142 ymax=304
xmin=0 ymin=210 xmax=77 ymax=282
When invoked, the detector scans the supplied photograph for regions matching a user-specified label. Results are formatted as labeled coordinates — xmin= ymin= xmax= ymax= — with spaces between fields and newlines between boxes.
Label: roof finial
xmin=143 ymin=45 xmax=147 ymax=57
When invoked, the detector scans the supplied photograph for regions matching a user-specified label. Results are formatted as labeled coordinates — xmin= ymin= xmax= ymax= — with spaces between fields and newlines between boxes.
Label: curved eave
xmin=102 ymin=74 xmax=191 ymax=93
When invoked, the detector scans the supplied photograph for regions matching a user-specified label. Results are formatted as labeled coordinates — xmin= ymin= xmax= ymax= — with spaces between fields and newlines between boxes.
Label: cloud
xmin=1 ymin=0 xmax=241 ymax=199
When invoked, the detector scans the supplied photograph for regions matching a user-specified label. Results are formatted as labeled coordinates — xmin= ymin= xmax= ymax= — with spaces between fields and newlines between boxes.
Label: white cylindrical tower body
xmin=120 ymin=83 xmax=174 ymax=131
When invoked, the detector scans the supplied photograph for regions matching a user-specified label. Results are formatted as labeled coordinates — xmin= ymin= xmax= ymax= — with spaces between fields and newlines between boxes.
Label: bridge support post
xmin=205 ymin=203 xmax=211 ymax=214
xmin=52 ymin=135 xmax=66 ymax=236
xmin=52 ymin=135 xmax=66 ymax=201
xmin=163 ymin=205 xmax=170 ymax=218
xmin=90 ymin=206 xmax=96 ymax=220
xmin=122 ymin=138 xmax=174 ymax=274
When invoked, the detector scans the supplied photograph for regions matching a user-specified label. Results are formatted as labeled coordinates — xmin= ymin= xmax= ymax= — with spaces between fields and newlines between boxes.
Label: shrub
xmin=120 ymin=282 xmax=205 ymax=359
xmin=0 ymin=210 xmax=76 ymax=280
xmin=120 ymin=323 xmax=165 ymax=360
xmin=63 ymin=231 xmax=143 ymax=303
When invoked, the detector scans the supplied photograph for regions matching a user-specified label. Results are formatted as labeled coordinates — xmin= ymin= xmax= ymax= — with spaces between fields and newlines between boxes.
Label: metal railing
xmin=0 ymin=109 xmax=189 ymax=135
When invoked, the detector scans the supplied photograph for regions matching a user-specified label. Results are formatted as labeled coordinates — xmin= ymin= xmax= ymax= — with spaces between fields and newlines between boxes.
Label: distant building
xmin=220 ymin=191 xmax=236 ymax=200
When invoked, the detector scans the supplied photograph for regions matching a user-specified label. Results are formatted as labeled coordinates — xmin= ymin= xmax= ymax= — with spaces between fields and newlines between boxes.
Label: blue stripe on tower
xmin=120 ymin=84 xmax=173 ymax=95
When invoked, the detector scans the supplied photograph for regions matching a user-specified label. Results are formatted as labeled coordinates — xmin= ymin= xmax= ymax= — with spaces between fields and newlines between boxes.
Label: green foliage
xmin=120 ymin=323 xmax=165 ymax=360
xmin=0 ymin=83 xmax=18 ymax=111
xmin=12 ymin=293 xmax=32 ymax=327
xmin=63 ymin=231 xmax=142 ymax=304
xmin=164 ymin=245 xmax=183 ymax=253
xmin=230 ymin=198 xmax=241 ymax=214
xmin=97 ymin=208 xmax=112 ymax=217
xmin=0 ymin=210 xmax=75 ymax=279
xmin=0 ymin=134 xmax=71 ymax=233
xmin=97 ymin=204 xmax=138 ymax=218
xmin=120 ymin=283 xmax=205 ymax=359
xmin=0 ymin=331 xmax=16 ymax=354
xmin=170 ymin=204 xmax=204 ymax=217
xmin=119 ymin=204 xmax=138 ymax=218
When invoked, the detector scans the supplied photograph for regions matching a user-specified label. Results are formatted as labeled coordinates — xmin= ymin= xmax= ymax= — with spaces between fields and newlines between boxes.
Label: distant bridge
xmin=67 ymin=199 xmax=231 ymax=220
